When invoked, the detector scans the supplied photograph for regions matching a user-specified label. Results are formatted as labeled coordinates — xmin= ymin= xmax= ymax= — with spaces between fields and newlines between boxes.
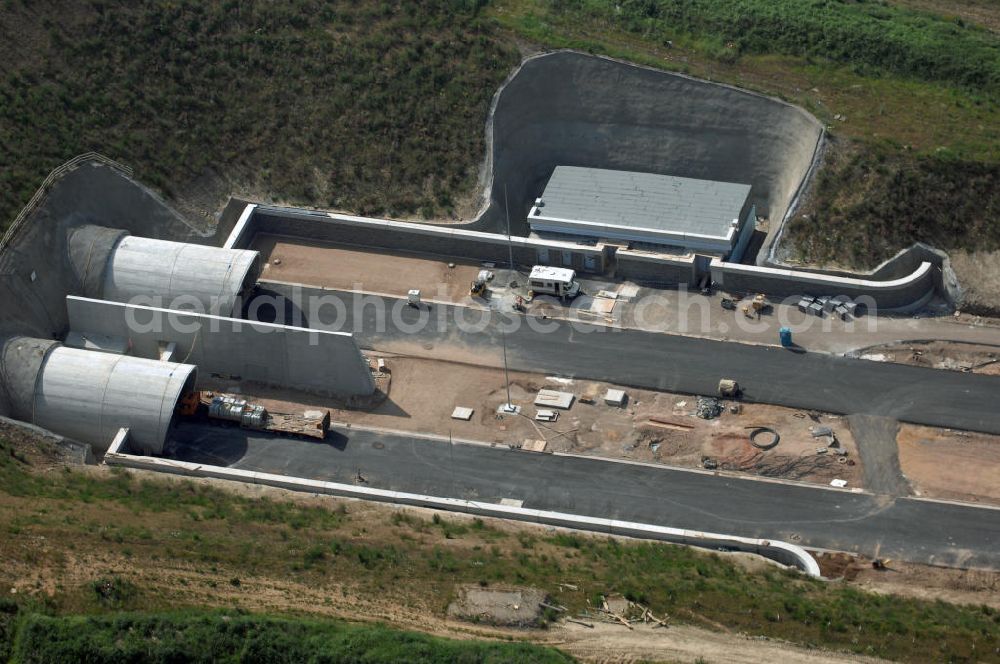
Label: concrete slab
xmin=604 ymin=389 xmax=627 ymax=407
xmin=589 ymin=298 xmax=616 ymax=315
xmin=451 ymin=407 xmax=474 ymax=421
xmin=535 ymin=389 xmax=574 ymax=409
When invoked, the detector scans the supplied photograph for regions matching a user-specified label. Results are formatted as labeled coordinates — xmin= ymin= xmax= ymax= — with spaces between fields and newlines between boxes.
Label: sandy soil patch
xmin=253 ymin=234 xmax=483 ymax=302
xmin=447 ymin=586 xmax=548 ymax=627
xmin=897 ymin=424 xmax=1000 ymax=506
xmin=951 ymin=249 xmax=1000 ymax=315
xmin=856 ymin=339 xmax=1000 ymax=375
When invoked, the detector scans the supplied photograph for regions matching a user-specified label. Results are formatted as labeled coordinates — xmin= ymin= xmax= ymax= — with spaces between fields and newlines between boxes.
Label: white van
xmin=529 ymin=265 xmax=581 ymax=299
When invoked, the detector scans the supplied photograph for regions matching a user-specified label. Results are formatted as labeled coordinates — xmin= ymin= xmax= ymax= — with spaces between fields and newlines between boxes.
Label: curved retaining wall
xmin=766 ymin=242 xmax=962 ymax=308
xmin=104 ymin=443 xmax=821 ymax=577
xmin=710 ymin=258 xmax=937 ymax=310
xmin=473 ymin=51 xmax=824 ymax=236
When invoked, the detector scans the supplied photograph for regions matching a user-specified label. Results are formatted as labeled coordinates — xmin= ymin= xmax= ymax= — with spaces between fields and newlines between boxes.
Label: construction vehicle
xmin=742 ymin=293 xmax=768 ymax=319
xmin=176 ymin=391 xmax=330 ymax=440
xmin=718 ymin=379 xmax=741 ymax=398
xmin=528 ymin=265 xmax=581 ymax=299
xmin=470 ymin=269 xmax=493 ymax=297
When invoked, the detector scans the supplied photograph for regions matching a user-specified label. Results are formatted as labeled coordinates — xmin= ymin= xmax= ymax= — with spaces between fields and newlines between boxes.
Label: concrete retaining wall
xmin=767 ymin=241 xmax=962 ymax=308
xmin=615 ymin=250 xmax=698 ymax=285
xmin=711 ymin=258 xmax=938 ymax=310
xmin=235 ymin=205 xmax=610 ymax=275
xmin=231 ymin=203 xmax=940 ymax=308
xmin=104 ymin=447 xmax=820 ymax=576
xmin=476 ymin=51 xmax=824 ymax=237
xmin=65 ymin=296 xmax=375 ymax=397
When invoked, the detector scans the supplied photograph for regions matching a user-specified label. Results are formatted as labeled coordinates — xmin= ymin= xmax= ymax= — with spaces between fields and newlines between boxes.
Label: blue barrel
xmin=779 ymin=327 xmax=793 ymax=347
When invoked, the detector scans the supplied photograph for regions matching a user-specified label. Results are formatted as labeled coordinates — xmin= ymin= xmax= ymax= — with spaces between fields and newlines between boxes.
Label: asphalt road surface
xmin=252 ymin=285 xmax=1000 ymax=434
xmin=168 ymin=422 xmax=1000 ymax=570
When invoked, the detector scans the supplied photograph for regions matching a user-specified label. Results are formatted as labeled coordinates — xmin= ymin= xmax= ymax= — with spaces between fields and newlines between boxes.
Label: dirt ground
xmin=249 ymin=355 xmax=863 ymax=489
xmin=892 ymin=0 xmax=1000 ymax=33
xmin=856 ymin=339 xmax=1000 ymax=375
xmin=952 ymin=249 xmax=1000 ymax=315
xmin=253 ymin=234 xmax=484 ymax=302
xmin=815 ymin=552 xmax=1000 ymax=609
xmin=897 ymin=424 xmax=1000 ymax=506
xmin=447 ymin=586 xmax=547 ymax=627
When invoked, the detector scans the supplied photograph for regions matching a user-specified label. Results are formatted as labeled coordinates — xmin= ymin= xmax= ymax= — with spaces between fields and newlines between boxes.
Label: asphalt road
xmin=168 ymin=422 xmax=1000 ymax=570
xmin=253 ymin=285 xmax=1000 ymax=434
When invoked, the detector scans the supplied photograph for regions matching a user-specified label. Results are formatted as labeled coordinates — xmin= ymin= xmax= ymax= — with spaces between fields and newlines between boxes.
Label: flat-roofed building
xmin=528 ymin=166 xmax=756 ymax=261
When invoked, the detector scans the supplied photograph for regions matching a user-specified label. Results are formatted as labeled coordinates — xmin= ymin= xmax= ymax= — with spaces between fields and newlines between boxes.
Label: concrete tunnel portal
xmin=1 ymin=337 xmax=196 ymax=455
xmin=68 ymin=224 xmax=261 ymax=317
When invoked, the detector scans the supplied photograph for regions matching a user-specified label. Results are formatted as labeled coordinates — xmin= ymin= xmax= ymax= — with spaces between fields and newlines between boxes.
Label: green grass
xmin=4 ymin=609 xmax=571 ymax=663
xmin=2 ymin=433 xmax=999 ymax=663
xmin=0 ymin=0 xmax=518 ymax=228
xmin=539 ymin=0 xmax=1000 ymax=93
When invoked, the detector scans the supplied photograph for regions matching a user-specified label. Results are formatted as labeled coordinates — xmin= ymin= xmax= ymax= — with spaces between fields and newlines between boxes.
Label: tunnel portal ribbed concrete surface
xmin=67 ymin=224 xmax=130 ymax=299
xmin=0 ymin=336 xmax=59 ymax=420
xmin=103 ymin=236 xmax=260 ymax=316
xmin=475 ymin=51 xmax=824 ymax=247
xmin=30 ymin=345 xmax=197 ymax=454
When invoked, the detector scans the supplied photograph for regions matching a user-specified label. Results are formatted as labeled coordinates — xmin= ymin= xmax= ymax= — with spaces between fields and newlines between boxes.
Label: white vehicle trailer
xmin=529 ymin=265 xmax=581 ymax=298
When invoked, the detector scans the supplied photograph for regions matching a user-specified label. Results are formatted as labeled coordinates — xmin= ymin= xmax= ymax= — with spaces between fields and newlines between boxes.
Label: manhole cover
xmin=372 ymin=441 xmax=385 ymax=450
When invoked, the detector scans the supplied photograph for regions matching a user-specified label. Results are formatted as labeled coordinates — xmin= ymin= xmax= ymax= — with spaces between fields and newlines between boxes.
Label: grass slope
xmin=545 ymin=0 xmax=1000 ymax=92
xmin=5 ymin=609 xmax=570 ymax=664
xmin=787 ymin=145 xmax=1000 ymax=267
xmin=1 ymin=430 xmax=998 ymax=662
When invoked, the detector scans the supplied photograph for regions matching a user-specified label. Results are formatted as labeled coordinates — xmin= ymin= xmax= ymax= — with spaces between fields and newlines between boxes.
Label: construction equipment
xmin=718 ymin=378 xmax=740 ymax=398
xmin=742 ymin=293 xmax=768 ymax=319
xmin=470 ymin=269 xmax=493 ymax=297
xmin=177 ymin=391 xmax=330 ymax=440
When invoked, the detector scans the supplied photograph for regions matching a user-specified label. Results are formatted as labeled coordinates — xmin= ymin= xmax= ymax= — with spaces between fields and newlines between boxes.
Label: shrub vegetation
xmin=7 ymin=610 xmax=571 ymax=663
xmin=0 ymin=0 xmax=517 ymax=227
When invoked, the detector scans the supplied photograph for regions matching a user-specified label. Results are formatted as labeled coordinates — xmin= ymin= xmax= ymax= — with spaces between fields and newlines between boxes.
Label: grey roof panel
xmin=532 ymin=166 xmax=751 ymax=240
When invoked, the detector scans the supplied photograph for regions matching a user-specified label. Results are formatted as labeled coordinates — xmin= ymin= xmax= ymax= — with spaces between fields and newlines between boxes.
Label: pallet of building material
xmin=521 ymin=439 xmax=548 ymax=453
xmin=267 ymin=411 xmax=330 ymax=440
